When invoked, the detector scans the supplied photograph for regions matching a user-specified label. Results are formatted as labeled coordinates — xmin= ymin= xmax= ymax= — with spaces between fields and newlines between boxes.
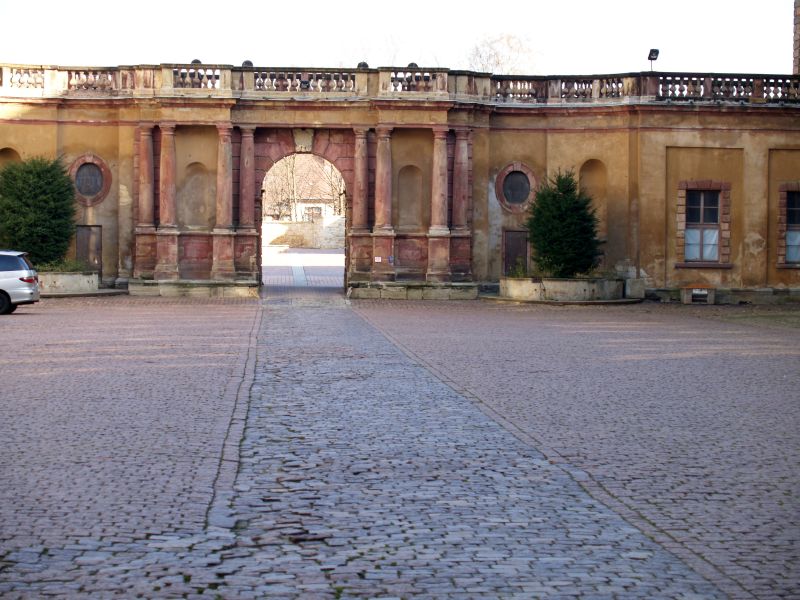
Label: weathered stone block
xmin=406 ymin=287 xmax=424 ymax=300
xmin=349 ymin=287 xmax=380 ymax=299
xmin=625 ymin=278 xmax=646 ymax=299
xmin=449 ymin=286 xmax=478 ymax=300
xmin=380 ymin=287 xmax=408 ymax=300
xmin=422 ymin=287 xmax=451 ymax=300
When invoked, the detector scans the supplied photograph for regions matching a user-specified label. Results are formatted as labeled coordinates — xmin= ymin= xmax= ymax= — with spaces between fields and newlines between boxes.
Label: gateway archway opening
xmin=260 ymin=153 xmax=346 ymax=293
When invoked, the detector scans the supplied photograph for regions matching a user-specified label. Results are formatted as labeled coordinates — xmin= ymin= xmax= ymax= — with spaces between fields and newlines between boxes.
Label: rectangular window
xmin=787 ymin=192 xmax=800 ymax=263
xmin=303 ymin=206 xmax=322 ymax=222
xmin=685 ymin=190 xmax=720 ymax=261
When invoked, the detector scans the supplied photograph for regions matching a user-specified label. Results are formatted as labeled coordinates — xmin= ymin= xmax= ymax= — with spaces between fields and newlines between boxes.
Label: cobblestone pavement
xmin=353 ymin=300 xmax=800 ymax=599
xmin=1 ymin=290 xmax=793 ymax=598
xmin=0 ymin=297 xmax=262 ymax=598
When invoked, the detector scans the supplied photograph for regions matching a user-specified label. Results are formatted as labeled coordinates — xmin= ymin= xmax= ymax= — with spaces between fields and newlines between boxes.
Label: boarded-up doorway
xmin=503 ymin=229 xmax=529 ymax=275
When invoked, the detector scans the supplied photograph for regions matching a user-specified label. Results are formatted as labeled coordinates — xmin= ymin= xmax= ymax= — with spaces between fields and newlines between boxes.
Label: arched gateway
xmin=1 ymin=63 xmax=798 ymax=300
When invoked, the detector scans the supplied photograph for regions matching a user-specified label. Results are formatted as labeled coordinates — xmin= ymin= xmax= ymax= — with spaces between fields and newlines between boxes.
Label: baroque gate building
xmin=0 ymin=62 xmax=799 ymax=300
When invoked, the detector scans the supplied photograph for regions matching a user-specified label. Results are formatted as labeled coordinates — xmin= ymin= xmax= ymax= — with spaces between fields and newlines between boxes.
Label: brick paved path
xmin=1 ymin=290 xmax=794 ymax=598
xmin=262 ymin=247 xmax=344 ymax=289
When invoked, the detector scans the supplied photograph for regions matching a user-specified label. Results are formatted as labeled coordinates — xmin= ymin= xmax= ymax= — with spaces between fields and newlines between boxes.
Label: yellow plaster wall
xmin=483 ymin=129 xmax=546 ymax=277
xmin=768 ymin=149 xmax=800 ymax=286
xmin=175 ymin=126 xmax=217 ymax=229
xmin=662 ymin=146 xmax=744 ymax=288
xmin=58 ymin=120 xmax=121 ymax=282
xmin=391 ymin=129 xmax=432 ymax=232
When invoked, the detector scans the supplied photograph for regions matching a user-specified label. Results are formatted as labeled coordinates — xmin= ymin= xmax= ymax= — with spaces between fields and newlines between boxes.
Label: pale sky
xmin=0 ymin=0 xmax=795 ymax=75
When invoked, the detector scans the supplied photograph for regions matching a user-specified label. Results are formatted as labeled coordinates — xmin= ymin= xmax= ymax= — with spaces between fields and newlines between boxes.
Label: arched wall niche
xmin=0 ymin=147 xmax=22 ymax=168
xmin=177 ymin=161 xmax=215 ymax=229
xmin=396 ymin=164 xmax=428 ymax=232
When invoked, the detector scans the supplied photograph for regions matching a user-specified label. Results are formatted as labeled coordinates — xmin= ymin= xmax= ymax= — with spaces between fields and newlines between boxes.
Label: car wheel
xmin=0 ymin=293 xmax=11 ymax=315
xmin=7 ymin=304 xmax=18 ymax=313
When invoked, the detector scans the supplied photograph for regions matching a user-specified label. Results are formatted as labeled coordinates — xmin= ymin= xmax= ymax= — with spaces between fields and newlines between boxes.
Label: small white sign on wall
xmin=374 ymin=256 xmax=382 ymax=263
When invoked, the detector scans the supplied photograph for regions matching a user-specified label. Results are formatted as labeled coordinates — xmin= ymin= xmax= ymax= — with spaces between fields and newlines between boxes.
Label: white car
xmin=0 ymin=250 xmax=40 ymax=314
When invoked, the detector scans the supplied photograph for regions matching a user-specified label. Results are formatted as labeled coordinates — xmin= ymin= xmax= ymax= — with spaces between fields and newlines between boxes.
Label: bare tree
xmin=262 ymin=154 xmax=345 ymax=221
xmin=262 ymin=154 xmax=298 ymax=220
xmin=467 ymin=34 xmax=536 ymax=75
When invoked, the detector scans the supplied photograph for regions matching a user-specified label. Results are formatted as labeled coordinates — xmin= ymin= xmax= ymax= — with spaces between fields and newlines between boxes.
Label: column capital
xmin=238 ymin=124 xmax=257 ymax=134
xmin=353 ymin=126 xmax=370 ymax=138
xmin=138 ymin=122 xmax=155 ymax=133
xmin=159 ymin=122 xmax=176 ymax=134
xmin=432 ymin=126 xmax=450 ymax=139
xmin=375 ymin=126 xmax=393 ymax=139
xmin=216 ymin=122 xmax=233 ymax=136
xmin=454 ymin=127 xmax=472 ymax=140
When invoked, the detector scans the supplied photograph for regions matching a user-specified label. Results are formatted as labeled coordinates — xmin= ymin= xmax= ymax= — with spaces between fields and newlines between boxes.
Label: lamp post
xmin=648 ymin=49 xmax=660 ymax=71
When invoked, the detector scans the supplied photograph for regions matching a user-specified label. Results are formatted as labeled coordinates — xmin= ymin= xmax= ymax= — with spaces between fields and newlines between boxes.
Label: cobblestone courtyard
xmin=0 ymin=283 xmax=798 ymax=597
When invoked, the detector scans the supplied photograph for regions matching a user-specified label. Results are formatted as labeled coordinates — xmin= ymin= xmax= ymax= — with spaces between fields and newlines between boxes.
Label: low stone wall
xmin=39 ymin=272 xmax=99 ymax=294
xmin=348 ymin=282 xmax=478 ymax=300
xmin=128 ymin=280 xmax=259 ymax=298
xmin=263 ymin=217 xmax=344 ymax=249
xmin=500 ymin=277 xmax=624 ymax=302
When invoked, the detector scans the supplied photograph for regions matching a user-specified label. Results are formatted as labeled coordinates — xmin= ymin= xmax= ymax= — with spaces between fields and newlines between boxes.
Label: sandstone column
xmin=373 ymin=126 xmax=394 ymax=232
xmin=138 ymin=124 xmax=155 ymax=228
xmin=450 ymin=127 xmax=473 ymax=281
xmin=352 ymin=127 xmax=370 ymax=232
xmin=427 ymin=126 xmax=450 ymax=282
xmin=154 ymin=122 xmax=179 ymax=280
xmin=238 ymin=125 xmax=256 ymax=229
xmin=349 ymin=127 xmax=372 ymax=281
xmin=372 ymin=126 xmax=395 ymax=281
xmin=211 ymin=123 xmax=236 ymax=280
xmin=236 ymin=125 xmax=259 ymax=281
xmin=452 ymin=128 xmax=470 ymax=232
xmin=158 ymin=123 xmax=177 ymax=228
xmin=134 ymin=123 xmax=156 ymax=279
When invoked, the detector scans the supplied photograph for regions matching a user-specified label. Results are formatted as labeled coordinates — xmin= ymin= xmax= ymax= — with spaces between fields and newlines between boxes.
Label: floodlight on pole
xmin=648 ymin=49 xmax=659 ymax=71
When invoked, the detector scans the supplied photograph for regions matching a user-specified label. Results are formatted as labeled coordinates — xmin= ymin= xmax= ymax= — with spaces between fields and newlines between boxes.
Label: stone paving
xmin=353 ymin=300 xmax=800 ymax=600
xmin=262 ymin=247 xmax=344 ymax=289
xmin=0 ymin=279 xmax=796 ymax=598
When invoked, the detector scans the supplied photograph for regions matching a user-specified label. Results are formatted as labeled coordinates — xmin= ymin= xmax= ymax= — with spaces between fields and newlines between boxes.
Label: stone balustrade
xmin=68 ymin=69 xmax=118 ymax=91
xmin=251 ymin=69 xmax=360 ymax=93
xmin=1 ymin=63 xmax=798 ymax=105
xmin=9 ymin=66 xmax=45 ymax=89
xmin=656 ymin=73 xmax=800 ymax=102
xmin=172 ymin=65 xmax=222 ymax=89
xmin=379 ymin=68 xmax=449 ymax=95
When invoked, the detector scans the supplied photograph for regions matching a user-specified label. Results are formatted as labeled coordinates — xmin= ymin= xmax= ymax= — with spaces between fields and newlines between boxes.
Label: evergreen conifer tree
xmin=526 ymin=170 xmax=601 ymax=278
xmin=0 ymin=158 xmax=75 ymax=265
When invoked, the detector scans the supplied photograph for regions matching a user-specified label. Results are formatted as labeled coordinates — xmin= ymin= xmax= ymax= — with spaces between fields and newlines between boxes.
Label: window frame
xmin=495 ymin=162 xmax=536 ymax=214
xmin=778 ymin=184 xmax=800 ymax=267
xmin=69 ymin=153 xmax=112 ymax=207
xmin=675 ymin=180 xmax=732 ymax=269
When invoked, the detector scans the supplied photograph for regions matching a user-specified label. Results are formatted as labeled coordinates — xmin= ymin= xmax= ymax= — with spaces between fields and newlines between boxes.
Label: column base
xmin=211 ymin=229 xmax=236 ymax=280
xmin=133 ymin=227 xmax=157 ymax=279
xmin=371 ymin=232 xmax=396 ymax=282
xmin=154 ymin=228 xmax=179 ymax=281
xmin=426 ymin=232 xmax=450 ymax=283
xmin=349 ymin=231 xmax=374 ymax=278
xmin=449 ymin=231 xmax=472 ymax=282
